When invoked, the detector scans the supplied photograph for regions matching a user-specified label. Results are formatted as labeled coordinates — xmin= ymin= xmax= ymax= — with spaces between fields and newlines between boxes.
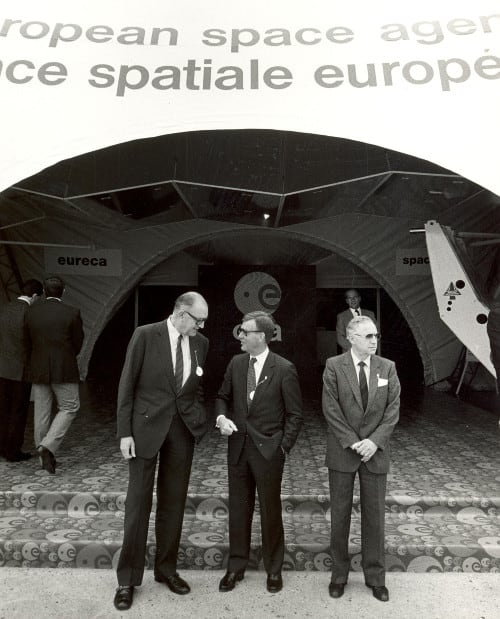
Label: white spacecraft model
xmin=423 ymin=220 xmax=496 ymax=378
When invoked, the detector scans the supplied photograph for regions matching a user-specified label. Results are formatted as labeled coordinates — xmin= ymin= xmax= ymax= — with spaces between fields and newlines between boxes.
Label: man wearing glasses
xmin=114 ymin=291 xmax=209 ymax=611
xmin=336 ymin=289 xmax=377 ymax=353
xmin=322 ymin=315 xmax=400 ymax=603
xmin=215 ymin=311 xmax=303 ymax=594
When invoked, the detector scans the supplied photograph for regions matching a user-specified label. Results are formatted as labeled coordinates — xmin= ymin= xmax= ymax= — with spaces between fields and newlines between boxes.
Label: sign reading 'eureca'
xmin=44 ymin=248 xmax=122 ymax=276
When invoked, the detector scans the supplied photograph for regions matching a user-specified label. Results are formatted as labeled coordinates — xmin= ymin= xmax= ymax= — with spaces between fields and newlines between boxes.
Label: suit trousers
xmin=0 ymin=377 xmax=31 ymax=457
xmin=329 ymin=465 xmax=386 ymax=586
xmin=33 ymin=383 xmax=80 ymax=455
xmin=227 ymin=435 xmax=285 ymax=575
xmin=117 ymin=412 xmax=195 ymax=586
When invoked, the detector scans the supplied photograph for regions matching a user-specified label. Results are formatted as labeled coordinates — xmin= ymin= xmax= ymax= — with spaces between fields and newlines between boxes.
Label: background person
xmin=26 ymin=276 xmax=84 ymax=474
xmin=0 ymin=279 xmax=43 ymax=461
xmin=336 ymin=289 xmax=377 ymax=352
xmin=114 ymin=291 xmax=209 ymax=612
xmin=322 ymin=315 xmax=400 ymax=603
xmin=215 ymin=310 xmax=303 ymax=595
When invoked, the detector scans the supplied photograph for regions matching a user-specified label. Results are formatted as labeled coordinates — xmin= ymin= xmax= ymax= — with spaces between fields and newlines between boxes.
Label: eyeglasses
xmin=352 ymin=332 xmax=381 ymax=341
xmin=184 ymin=310 xmax=207 ymax=326
xmin=237 ymin=327 xmax=263 ymax=337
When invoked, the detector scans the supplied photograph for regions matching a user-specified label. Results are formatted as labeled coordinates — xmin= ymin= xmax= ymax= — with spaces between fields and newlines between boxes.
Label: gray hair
xmin=346 ymin=315 xmax=376 ymax=336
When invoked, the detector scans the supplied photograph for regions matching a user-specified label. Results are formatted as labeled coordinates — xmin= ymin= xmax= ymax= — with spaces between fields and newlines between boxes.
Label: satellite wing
xmin=424 ymin=220 xmax=494 ymax=377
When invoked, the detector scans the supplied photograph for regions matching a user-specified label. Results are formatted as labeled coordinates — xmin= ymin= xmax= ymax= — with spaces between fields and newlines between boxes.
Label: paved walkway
xmin=0 ymin=568 xmax=498 ymax=619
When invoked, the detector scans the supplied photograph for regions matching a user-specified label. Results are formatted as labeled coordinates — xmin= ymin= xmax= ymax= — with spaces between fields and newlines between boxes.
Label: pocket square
xmin=377 ymin=377 xmax=388 ymax=387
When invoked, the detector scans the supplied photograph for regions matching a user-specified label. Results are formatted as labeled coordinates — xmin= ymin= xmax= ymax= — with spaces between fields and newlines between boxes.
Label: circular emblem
xmin=234 ymin=272 xmax=282 ymax=314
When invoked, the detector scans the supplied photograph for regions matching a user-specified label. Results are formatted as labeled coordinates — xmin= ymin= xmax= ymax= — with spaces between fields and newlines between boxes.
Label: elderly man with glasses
xmin=114 ymin=291 xmax=209 ymax=611
xmin=322 ymin=315 xmax=400 ymax=603
xmin=215 ymin=310 xmax=303 ymax=595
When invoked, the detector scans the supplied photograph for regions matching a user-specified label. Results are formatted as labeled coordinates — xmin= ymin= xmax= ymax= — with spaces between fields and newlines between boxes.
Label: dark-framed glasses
xmin=237 ymin=326 xmax=263 ymax=337
xmin=352 ymin=332 xmax=381 ymax=341
xmin=184 ymin=310 xmax=207 ymax=326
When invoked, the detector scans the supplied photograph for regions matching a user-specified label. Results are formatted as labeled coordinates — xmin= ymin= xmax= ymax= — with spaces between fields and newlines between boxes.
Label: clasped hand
xmin=351 ymin=438 xmax=377 ymax=462
xmin=218 ymin=416 xmax=238 ymax=436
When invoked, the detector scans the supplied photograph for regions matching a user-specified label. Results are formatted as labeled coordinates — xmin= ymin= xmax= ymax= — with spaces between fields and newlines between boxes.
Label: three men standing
xmin=114 ymin=292 xmax=209 ymax=612
xmin=322 ymin=315 xmax=400 ymax=602
xmin=216 ymin=310 xmax=303 ymax=594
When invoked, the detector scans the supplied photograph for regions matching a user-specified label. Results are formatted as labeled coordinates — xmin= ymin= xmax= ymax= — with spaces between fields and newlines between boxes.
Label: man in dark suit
xmin=336 ymin=289 xmax=377 ymax=352
xmin=322 ymin=315 xmax=400 ymax=603
xmin=26 ymin=276 xmax=84 ymax=474
xmin=0 ymin=279 xmax=43 ymax=461
xmin=114 ymin=291 xmax=209 ymax=612
xmin=215 ymin=310 xmax=303 ymax=594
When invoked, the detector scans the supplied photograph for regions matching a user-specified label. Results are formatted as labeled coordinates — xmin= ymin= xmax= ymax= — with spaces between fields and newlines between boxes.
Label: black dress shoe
xmin=219 ymin=570 xmax=244 ymax=592
xmin=6 ymin=451 xmax=32 ymax=462
xmin=38 ymin=446 xmax=56 ymax=474
xmin=114 ymin=586 xmax=134 ymax=610
xmin=155 ymin=572 xmax=190 ymax=595
xmin=266 ymin=573 xmax=283 ymax=593
xmin=329 ymin=583 xmax=345 ymax=598
xmin=367 ymin=585 xmax=389 ymax=602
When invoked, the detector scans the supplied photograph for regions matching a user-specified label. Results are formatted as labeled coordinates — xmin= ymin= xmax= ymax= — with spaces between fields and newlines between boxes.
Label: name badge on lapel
xmin=194 ymin=350 xmax=203 ymax=376
xmin=377 ymin=373 xmax=388 ymax=387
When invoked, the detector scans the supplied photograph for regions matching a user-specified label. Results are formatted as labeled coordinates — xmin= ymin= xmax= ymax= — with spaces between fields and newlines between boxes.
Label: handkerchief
xmin=377 ymin=377 xmax=388 ymax=387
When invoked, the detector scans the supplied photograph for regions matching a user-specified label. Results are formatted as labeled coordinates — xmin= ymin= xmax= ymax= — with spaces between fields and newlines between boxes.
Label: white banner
xmin=1 ymin=0 xmax=499 ymax=194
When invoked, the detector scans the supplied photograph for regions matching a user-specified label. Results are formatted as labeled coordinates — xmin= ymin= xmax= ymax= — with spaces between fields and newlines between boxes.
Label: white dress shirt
xmin=350 ymin=349 xmax=371 ymax=385
xmin=167 ymin=317 xmax=191 ymax=387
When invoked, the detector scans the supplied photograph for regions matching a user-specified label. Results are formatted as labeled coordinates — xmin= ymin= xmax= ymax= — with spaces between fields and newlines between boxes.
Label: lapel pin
xmin=194 ymin=350 xmax=203 ymax=376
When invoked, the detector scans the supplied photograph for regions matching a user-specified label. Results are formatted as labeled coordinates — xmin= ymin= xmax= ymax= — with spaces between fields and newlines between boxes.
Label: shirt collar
xmin=350 ymin=349 xmax=371 ymax=369
xmin=251 ymin=347 xmax=269 ymax=364
xmin=167 ymin=316 xmax=184 ymax=343
xmin=17 ymin=296 xmax=31 ymax=305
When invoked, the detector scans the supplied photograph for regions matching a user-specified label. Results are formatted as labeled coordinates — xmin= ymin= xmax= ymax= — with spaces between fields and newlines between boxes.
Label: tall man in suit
xmin=216 ymin=311 xmax=303 ymax=594
xmin=0 ymin=279 xmax=43 ymax=461
xmin=114 ymin=291 xmax=209 ymax=612
xmin=26 ymin=276 xmax=84 ymax=474
xmin=322 ymin=315 xmax=400 ymax=603
xmin=336 ymin=289 xmax=377 ymax=352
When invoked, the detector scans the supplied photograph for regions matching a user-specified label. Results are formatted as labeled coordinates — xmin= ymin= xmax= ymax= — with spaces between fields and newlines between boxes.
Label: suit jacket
xmin=322 ymin=352 xmax=400 ymax=474
xmin=27 ymin=298 xmax=84 ymax=384
xmin=0 ymin=299 xmax=32 ymax=382
xmin=215 ymin=351 xmax=303 ymax=463
xmin=336 ymin=308 xmax=377 ymax=352
xmin=116 ymin=320 xmax=209 ymax=458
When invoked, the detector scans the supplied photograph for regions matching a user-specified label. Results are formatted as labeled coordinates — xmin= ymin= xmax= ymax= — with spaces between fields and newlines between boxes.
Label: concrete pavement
xmin=0 ymin=568 xmax=498 ymax=619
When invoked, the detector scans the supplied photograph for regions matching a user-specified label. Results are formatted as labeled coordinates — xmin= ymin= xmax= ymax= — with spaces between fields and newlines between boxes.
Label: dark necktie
xmin=358 ymin=361 xmax=368 ymax=410
xmin=355 ymin=309 xmax=360 ymax=316
xmin=247 ymin=357 xmax=257 ymax=407
xmin=175 ymin=334 xmax=184 ymax=393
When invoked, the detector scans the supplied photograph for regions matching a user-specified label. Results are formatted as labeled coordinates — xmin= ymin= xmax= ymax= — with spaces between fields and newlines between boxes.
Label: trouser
xmin=0 ymin=377 xmax=31 ymax=457
xmin=117 ymin=413 xmax=195 ymax=586
xmin=329 ymin=465 xmax=387 ymax=587
xmin=227 ymin=435 xmax=286 ymax=575
xmin=33 ymin=382 xmax=80 ymax=455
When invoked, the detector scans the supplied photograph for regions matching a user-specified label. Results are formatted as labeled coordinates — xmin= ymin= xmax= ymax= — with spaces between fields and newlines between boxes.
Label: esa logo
xmin=233 ymin=272 xmax=282 ymax=341
xmin=233 ymin=272 xmax=281 ymax=314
